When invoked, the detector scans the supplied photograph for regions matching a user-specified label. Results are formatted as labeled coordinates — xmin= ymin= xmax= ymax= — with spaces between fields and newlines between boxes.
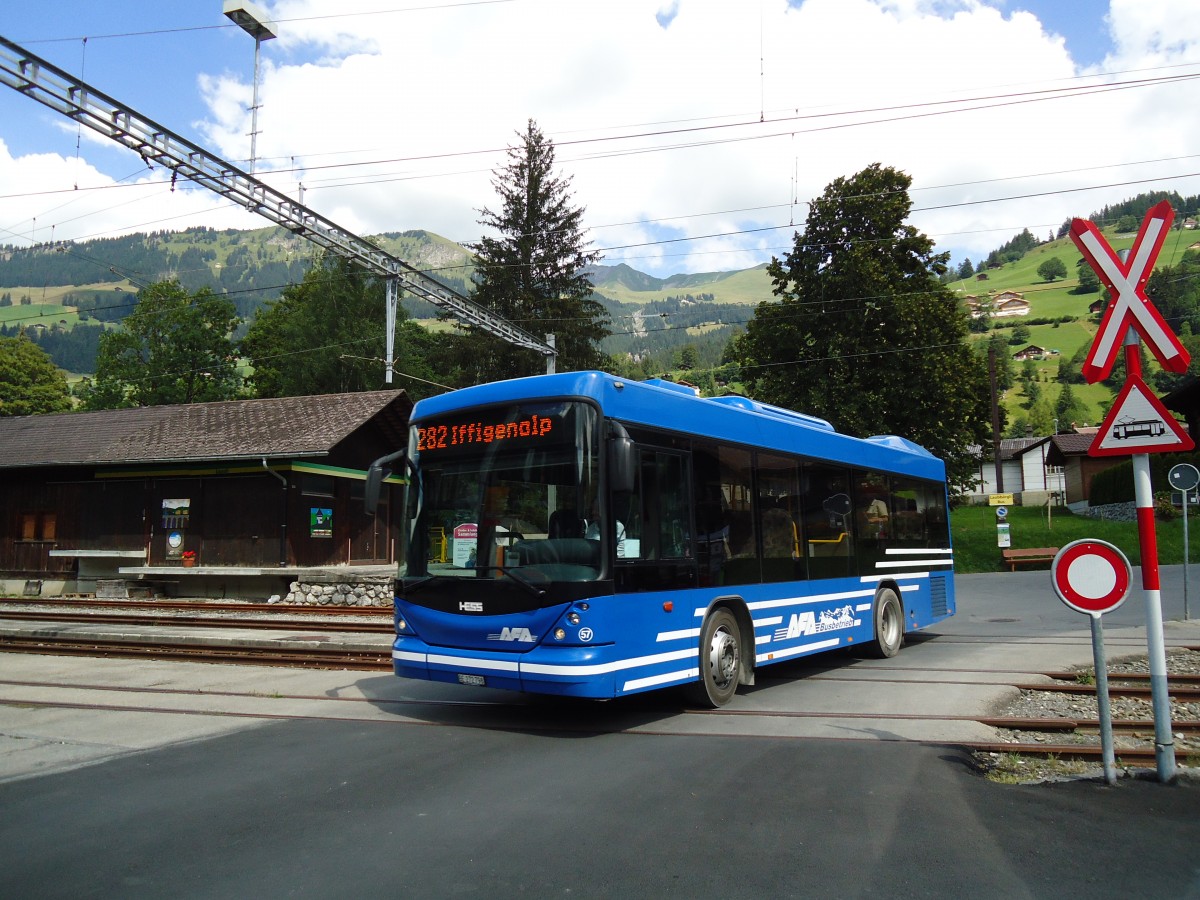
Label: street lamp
xmin=222 ymin=1 xmax=277 ymax=174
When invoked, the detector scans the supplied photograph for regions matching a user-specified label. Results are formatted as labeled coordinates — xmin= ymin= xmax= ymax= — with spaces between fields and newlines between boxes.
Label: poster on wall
xmin=162 ymin=498 xmax=190 ymax=531
xmin=310 ymin=507 xmax=333 ymax=538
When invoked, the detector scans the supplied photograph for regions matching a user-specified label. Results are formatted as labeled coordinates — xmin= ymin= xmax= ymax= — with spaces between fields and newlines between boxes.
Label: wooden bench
xmin=1001 ymin=547 xmax=1059 ymax=571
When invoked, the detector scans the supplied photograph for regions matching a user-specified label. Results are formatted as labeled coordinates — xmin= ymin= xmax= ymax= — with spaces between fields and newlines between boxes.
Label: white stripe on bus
xmin=756 ymin=637 xmax=840 ymax=664
xmin=623 ymin=668 xmax=699 ymax=692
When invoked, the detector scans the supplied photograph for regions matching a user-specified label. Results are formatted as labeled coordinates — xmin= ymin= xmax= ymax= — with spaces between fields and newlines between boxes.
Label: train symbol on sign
xmin=1111 ymin=418 xmax=1168 ymax=441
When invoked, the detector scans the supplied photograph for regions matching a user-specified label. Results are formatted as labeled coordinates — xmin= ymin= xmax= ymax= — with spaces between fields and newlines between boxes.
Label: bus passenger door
xmin=613 ymin=447 xmax=695 ymax=592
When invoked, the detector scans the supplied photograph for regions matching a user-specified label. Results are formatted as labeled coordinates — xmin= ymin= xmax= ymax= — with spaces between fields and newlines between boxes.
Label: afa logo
xmin=488 ymin=626 xmax=537 ymax=643
xmin=774 ymin=605 xmax=860 ymax=641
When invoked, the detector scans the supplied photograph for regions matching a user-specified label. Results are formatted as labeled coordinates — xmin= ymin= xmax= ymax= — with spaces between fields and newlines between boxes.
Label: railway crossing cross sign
xmin=1071 ymin=200 xmax=1190 ymax=383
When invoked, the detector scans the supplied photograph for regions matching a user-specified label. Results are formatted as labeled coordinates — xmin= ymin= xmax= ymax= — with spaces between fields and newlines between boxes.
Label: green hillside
xmin=589 ymin=262 xmax=773 ymax=305
xmin=955 ymin=222 xmax=1200 ymax=430
xmin=3 ymin=201 xmax=1197 ymax=411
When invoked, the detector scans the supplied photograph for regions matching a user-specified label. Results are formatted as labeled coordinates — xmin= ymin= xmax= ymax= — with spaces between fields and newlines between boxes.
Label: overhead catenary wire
xmin=3 ymin=17 xmax=1199 ymax=392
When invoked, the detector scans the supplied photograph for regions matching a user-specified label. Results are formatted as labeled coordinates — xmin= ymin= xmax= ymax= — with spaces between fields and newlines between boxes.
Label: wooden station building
xmin=0 ymin=390 xmax=410 ymax=599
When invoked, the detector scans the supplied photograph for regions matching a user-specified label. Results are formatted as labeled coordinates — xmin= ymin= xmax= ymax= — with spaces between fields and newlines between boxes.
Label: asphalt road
xmin=1 ymin=569 xmax=1199 ymax=898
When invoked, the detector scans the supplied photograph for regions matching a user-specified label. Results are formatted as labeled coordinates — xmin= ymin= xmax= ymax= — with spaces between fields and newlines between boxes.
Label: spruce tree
xmin=462 ymin=119 xmax=610 ymax=382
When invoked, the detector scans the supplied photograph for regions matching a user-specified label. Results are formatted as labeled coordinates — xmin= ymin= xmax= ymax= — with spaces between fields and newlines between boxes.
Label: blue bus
xmin=367 ymin=371 xmax=954 ymax=707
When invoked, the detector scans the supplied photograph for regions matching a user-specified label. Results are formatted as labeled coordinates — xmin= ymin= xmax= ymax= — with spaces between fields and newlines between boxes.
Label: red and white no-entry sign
xmin=1051 ymin=540 xmax=1132 ymax=616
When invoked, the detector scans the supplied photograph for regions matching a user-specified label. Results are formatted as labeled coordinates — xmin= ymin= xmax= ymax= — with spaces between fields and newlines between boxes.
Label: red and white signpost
xmin=1070 ymin=201 xmax=1193 ymax=783
xmin=1052 ymin=540 xmax=1133 ymax=785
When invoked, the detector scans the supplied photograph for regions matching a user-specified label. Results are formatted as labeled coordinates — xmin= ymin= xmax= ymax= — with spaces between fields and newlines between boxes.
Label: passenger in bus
xmin=762 ymin=507 xmax=799 ymax=559
xmin=860 ymin=495 xmax=889 ymax=538
xmin=548 ymin=507 xmax=585 ymax=539
xmin=584 ymin=497 xmax=626 ymax=558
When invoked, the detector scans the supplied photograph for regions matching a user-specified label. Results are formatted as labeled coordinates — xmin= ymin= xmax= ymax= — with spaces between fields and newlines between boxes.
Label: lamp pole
xmin=222 ymin=2 xmax=277 ymax=173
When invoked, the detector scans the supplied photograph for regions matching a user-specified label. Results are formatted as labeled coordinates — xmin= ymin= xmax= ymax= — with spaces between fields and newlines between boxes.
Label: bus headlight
xmin=396 ymin=617 xmax=409 ymax=634
xmin=554 ymin=628 xmax=566 ymax=641
xmin=567 ymin=612 xmax=581 ymax=625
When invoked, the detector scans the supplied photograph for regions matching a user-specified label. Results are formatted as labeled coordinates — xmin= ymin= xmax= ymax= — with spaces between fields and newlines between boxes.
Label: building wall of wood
xmin=1 ymin=465 xmax=397 ymax=579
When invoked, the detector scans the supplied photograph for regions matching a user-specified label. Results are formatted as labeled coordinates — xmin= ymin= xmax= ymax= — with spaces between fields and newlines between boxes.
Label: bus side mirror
xmin=609 ymin=423 xmax=637 ymax=494
xmin=364 ymin=448 xmax=407 ymax=513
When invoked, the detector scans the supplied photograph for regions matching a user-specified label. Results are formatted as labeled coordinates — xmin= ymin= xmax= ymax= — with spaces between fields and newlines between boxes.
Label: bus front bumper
xmin=392 ymin=636 xmax=698 ymax=699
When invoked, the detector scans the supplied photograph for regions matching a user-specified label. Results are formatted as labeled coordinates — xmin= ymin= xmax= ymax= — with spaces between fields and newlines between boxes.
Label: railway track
xmin=0 ymin=633 xmax=392 ymax=670
xmin=1 ymin=602 xmax=1196 ymax=767
xmin=0 ymin=609 xmax=393 ymax=633
xmin=0 ymin=596 xmax=392 ymax=616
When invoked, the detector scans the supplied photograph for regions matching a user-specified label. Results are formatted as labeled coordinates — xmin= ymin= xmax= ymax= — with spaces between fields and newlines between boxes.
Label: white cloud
xmin=2 ymin=0 xmax=1198 ymax=276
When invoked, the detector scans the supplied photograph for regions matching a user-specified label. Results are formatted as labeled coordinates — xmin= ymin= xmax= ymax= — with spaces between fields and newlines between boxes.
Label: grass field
xmin=950 ymin=503 xmax=1194 ymax=573
xmin=948 ymin=222 xmax=1200 ymax=427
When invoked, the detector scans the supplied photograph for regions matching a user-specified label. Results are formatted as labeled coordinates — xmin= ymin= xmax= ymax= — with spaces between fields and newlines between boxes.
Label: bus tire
xmin=867 ymin=587 xmax=904 ymax=659
xmin=686 ymin=607 xmax=741 ymax=708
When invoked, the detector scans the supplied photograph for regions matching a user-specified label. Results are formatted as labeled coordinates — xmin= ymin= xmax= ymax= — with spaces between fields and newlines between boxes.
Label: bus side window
xmin=756 ymin=451 xmax=804 ymax=583
xmin=627 ymin=448 xmax=689 ymax=561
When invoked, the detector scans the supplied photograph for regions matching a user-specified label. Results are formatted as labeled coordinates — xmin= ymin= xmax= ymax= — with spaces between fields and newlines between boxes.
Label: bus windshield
xmin=404 ymin=400 xmax=602 ymax=583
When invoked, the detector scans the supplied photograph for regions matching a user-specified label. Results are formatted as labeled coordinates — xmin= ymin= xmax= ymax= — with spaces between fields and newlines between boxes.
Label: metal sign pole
xmin=1168 ymin=464 xmax=1198 ymax=621
xmin=1126 ymin=334 xmax=1175 ymax=783
xmin=1186 ymin=489 xmax=1192 ymax=621
xmin=1052 ymin=540 xmax=1132 ymax=786
xmin=1089 ymin=614 xmax=1118 ymax=785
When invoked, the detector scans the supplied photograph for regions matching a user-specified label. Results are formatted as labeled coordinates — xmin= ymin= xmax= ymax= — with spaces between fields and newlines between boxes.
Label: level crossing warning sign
xmin=1071 ymin=200 xmax=1190 ymax=383
xmin=1090 ymin=375 xmax=1194 ymax=456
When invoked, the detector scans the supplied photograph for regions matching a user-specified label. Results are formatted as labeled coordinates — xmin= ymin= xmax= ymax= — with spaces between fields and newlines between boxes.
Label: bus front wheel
xmin=686 ymin=607 xmax=741 ymax=708
xmin=867 ymin=587 xmax=904 ymax=658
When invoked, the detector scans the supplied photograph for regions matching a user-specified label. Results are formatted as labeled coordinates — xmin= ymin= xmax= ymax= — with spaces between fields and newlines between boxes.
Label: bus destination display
xmin=415 ymin=411 xmax=557 ymax=454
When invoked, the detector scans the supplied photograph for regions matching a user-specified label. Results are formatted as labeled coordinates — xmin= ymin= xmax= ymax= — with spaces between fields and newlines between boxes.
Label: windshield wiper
xmin=400 ymin=574 xmax=441 ymax=594
xmin=473 ymin=566 xmax=547 ymax=599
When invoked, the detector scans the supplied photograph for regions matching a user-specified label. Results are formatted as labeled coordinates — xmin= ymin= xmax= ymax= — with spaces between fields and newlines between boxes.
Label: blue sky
xmin=0 ymin=1 xmax=1197 ymax=278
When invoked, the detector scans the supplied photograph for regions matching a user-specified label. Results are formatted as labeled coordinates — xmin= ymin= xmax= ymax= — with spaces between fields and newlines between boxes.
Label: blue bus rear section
xmin=379 ymin=371 xmax=956 ymax=705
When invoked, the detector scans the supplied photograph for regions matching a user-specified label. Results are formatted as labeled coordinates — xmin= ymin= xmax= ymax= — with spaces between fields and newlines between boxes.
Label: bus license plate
xmin=458 ymin=673 xmax=486 ymax=686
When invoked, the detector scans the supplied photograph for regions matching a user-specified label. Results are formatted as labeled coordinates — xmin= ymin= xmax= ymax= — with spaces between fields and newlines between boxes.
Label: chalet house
xmin=1044 ymin=430 xmax=1119 ymax=509
xmin=1164 ymin=377 xmax=1200 ymax=444
xmin=965 ymin=436 xmax=1064 ymax=505
xmin=991 ymin=291 xmax=1030 ymax=318
xmin=1012 ymin=345 xmax=1047 ymax=361
xmin=0 ymin=390 xmax=410 ymax=599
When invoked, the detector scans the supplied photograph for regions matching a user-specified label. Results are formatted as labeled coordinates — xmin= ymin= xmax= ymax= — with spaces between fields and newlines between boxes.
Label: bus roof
xmin=411 ymin=371 xmax=946 ymax=481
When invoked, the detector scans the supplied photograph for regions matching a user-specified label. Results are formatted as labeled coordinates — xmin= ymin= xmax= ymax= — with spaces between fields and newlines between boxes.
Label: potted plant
xmin=181 ymin=550 xmax=197 ymax=568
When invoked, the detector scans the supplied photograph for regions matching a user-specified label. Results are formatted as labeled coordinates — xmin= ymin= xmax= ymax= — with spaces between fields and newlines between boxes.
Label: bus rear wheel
xmin=686 ymin=607 xmax=741 ymax=708
xmin=867 ymin=587 xmax=904 ymax=658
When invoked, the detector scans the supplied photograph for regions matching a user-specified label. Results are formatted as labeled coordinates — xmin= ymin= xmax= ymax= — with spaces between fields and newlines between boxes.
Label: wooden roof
xmin=0 ymin=390 xmax=410 ymax=469
xmin=1044 ymin=433 xmax=1098 ymax=465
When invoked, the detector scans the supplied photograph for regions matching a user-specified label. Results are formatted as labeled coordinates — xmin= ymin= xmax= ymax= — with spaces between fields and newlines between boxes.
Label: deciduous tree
xmin=1037 ymin=257 xmax=1068 ymax=282
xmin=241 ymin=254 xmax=443 ymax=399
xmin=0 ymin=335 xmax=72 ymax=416
xmin=76 ymin=280 xmax=240 ymax=409
xmin=734 ymin=163 xmax=991 ymax=487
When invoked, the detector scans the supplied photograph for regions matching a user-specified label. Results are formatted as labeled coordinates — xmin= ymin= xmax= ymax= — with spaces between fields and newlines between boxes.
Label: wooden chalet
xmin=0 ymin=390 xmax=410 ymax=598
xmin=1044 ymin=430 xmax=1113 ymax=508
xmin=1163 ymin=377 xmax=1200 ymax=445
xmin=991 ymin=291 xmax=1031 ymax=318
xmin=1012 ymin=344 xmax=1047 ymax=361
